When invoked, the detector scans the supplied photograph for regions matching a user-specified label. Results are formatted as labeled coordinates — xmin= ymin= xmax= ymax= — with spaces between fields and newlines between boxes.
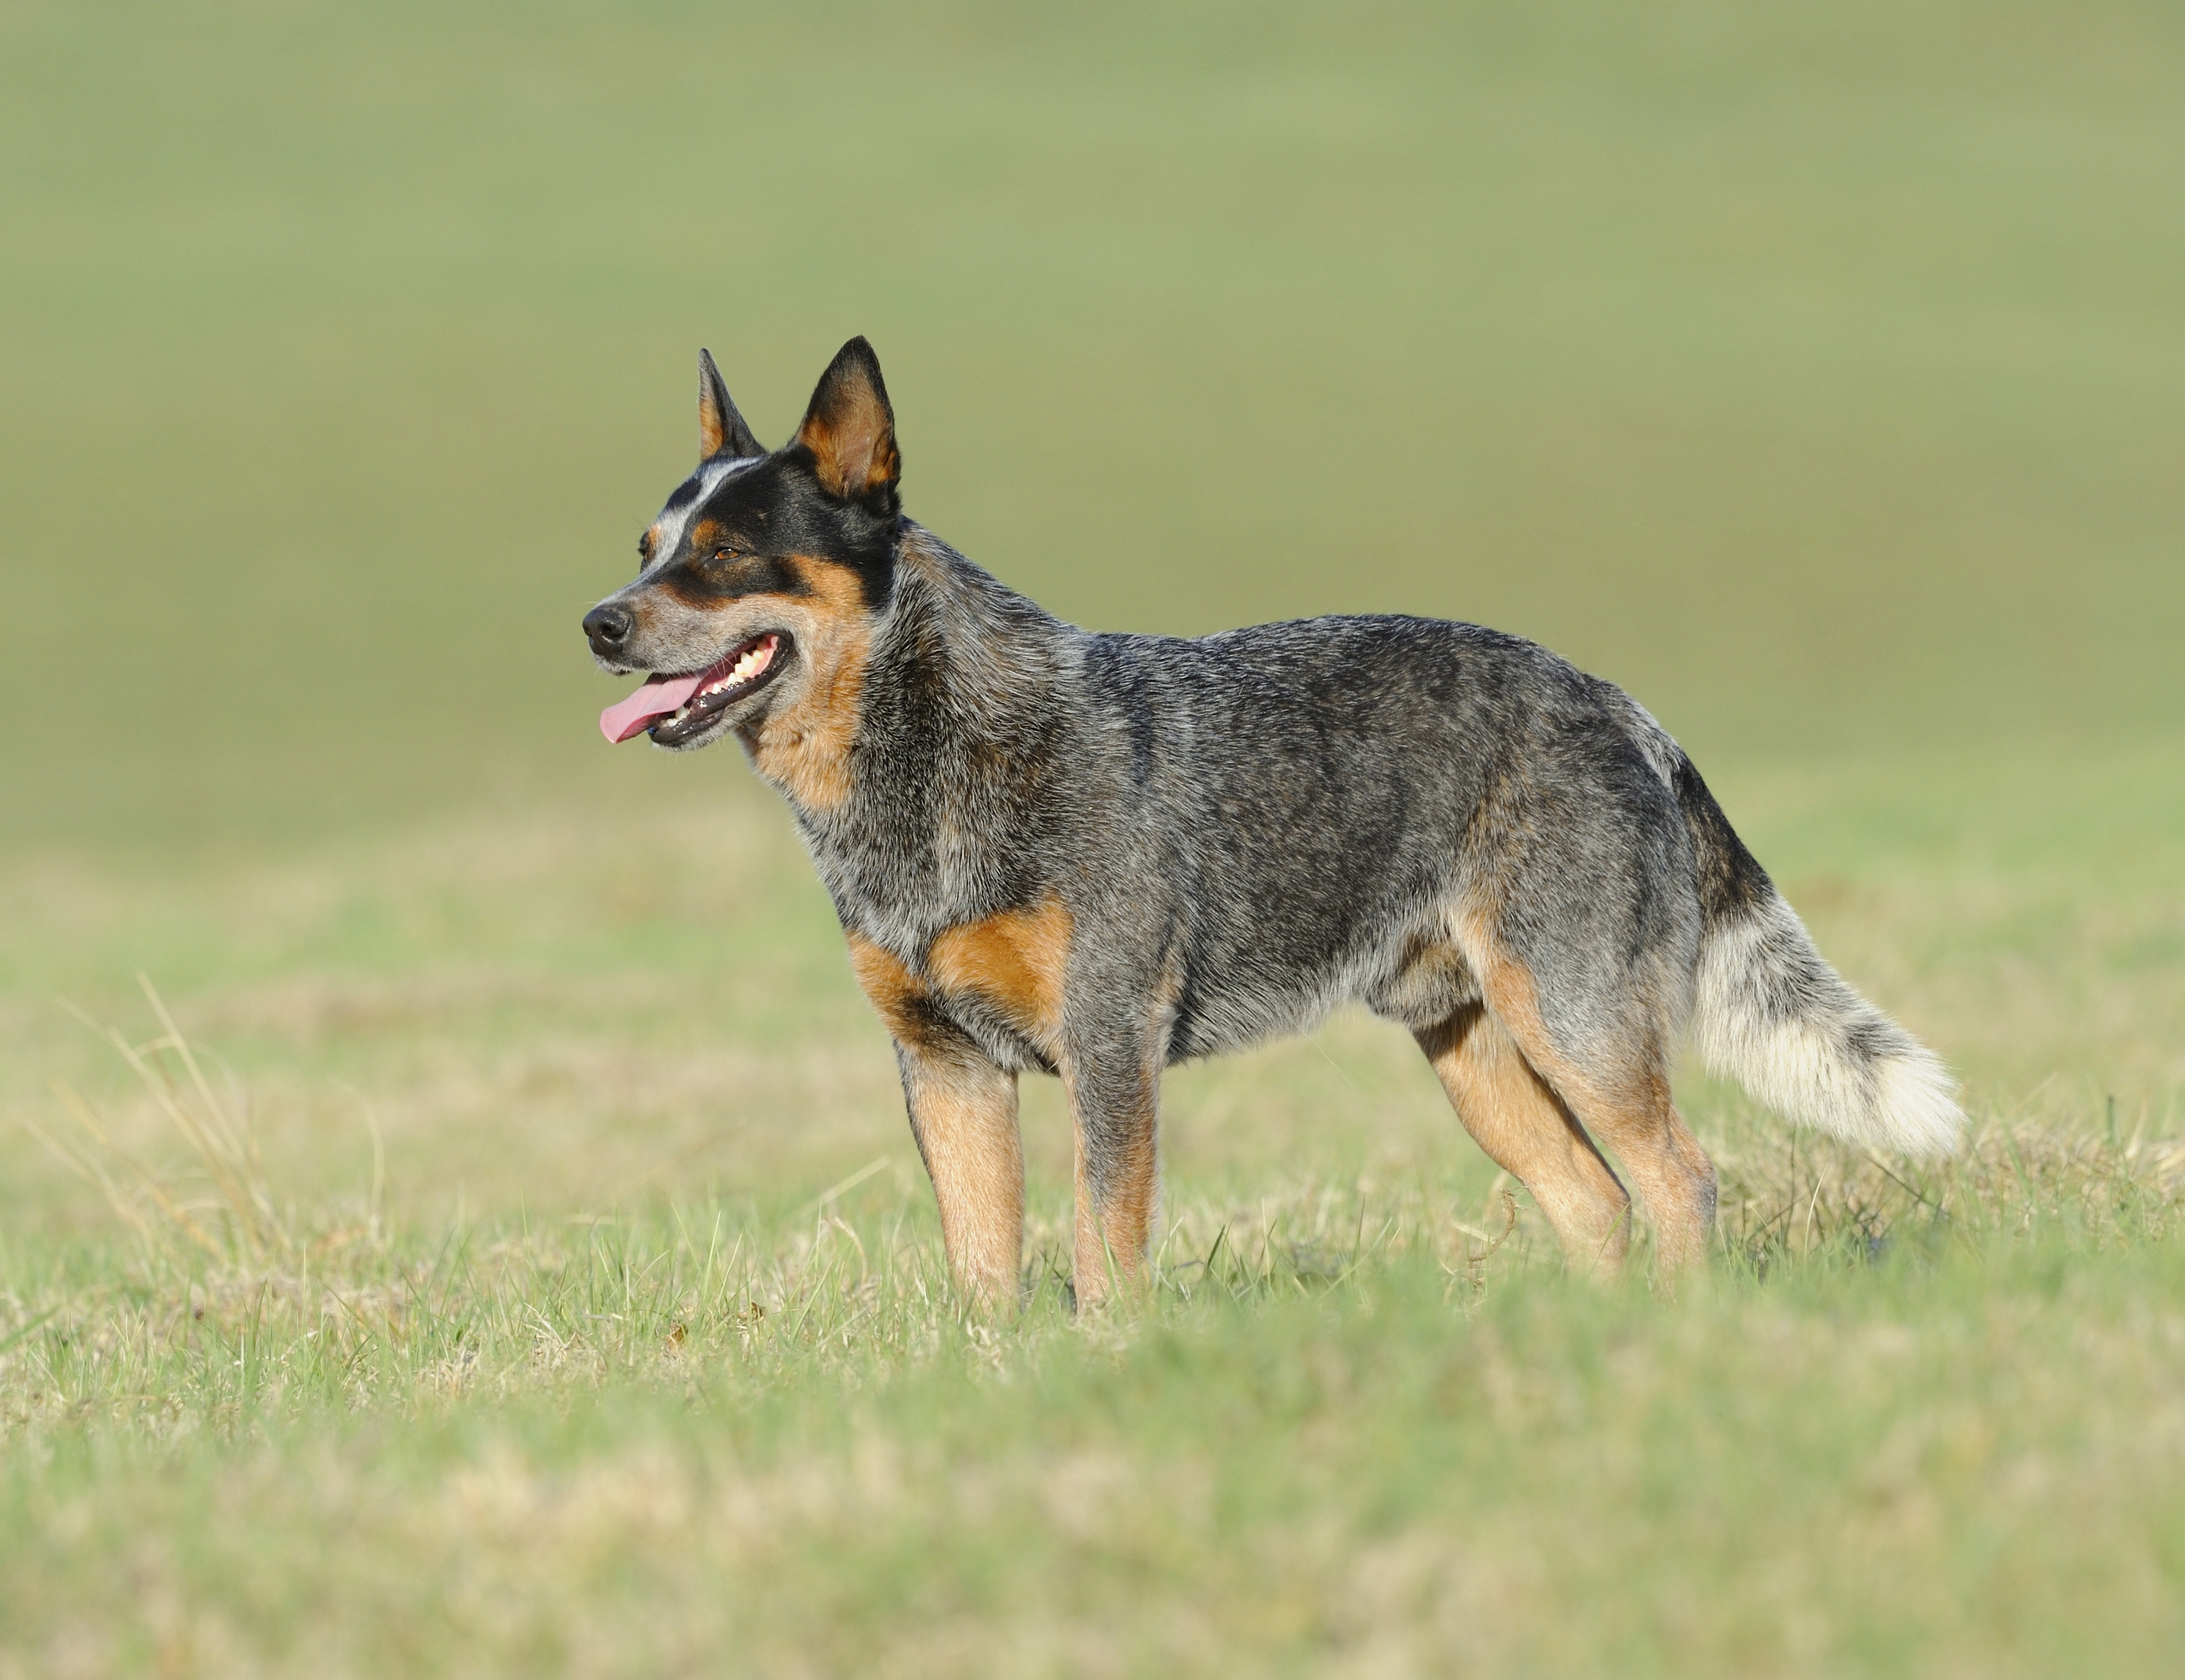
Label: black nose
xmin=583 ymin=603 xmax=633 ymax=656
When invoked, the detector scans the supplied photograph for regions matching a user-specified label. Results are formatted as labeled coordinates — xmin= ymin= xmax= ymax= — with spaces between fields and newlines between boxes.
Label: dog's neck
xmin=882 ymin=524 xmax=1079 ymax=725
xmin=784 ymin=522 xmax=1084 ymax=948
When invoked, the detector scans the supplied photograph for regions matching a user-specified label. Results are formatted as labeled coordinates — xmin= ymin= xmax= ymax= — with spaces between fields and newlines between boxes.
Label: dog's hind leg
xmin=1554 ymin=1068 xmax=1715 ymax=1275
xmin=1466 ymin=933 xmax=1717 ymax=1274
xmin=1416 ymin=1003 xmax=1633 ymax=1274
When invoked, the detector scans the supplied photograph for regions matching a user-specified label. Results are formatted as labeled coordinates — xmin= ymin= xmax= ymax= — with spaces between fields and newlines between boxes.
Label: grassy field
xmin=5 ymin=774 xmax=2184 ymax=1677
xmin=5 ymin=2 xmax=2184 ymax=1675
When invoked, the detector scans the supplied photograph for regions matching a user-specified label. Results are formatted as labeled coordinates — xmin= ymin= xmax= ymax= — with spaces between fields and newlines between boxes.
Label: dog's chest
xmin=829 ymin=843 xmax=1073 ymax=1075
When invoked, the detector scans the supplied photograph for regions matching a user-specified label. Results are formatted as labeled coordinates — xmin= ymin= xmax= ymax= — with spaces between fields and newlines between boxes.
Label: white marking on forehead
xmin=644 ymin=454 xmax=762 ymax=571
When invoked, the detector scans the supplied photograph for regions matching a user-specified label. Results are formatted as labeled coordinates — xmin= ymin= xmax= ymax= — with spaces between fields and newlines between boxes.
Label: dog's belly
xmin=1163 ymin=924 xmax=1482 ymax=1063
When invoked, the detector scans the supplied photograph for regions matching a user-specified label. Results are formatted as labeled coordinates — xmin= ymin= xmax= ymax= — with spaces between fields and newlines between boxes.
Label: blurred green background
xmin=4 ymin=0 xmax=2179 ymax=857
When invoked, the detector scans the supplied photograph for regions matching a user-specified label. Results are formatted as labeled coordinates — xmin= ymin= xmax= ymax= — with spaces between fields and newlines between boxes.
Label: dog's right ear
xmin=698 ymin=348 xmax=765 ymax=463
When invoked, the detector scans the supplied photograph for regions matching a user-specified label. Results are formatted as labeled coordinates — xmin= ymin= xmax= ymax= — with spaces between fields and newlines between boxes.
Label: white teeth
xmin=695 ymin=636 xmax=776 ymax=700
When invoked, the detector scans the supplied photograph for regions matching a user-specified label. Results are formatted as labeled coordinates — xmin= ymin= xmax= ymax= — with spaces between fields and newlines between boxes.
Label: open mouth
xmin=598 ymin=631 xmax=789 ymax=745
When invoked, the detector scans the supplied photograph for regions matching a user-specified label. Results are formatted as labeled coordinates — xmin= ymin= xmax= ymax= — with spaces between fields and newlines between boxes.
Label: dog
xmin=583 ymin=338 xmax=1961 ymax=1305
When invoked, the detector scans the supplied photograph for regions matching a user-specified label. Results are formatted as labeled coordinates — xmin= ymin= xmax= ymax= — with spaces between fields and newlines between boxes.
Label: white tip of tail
xmin=1693 ymin=897 xmax=1964 ymax=1156
xmin=1871 ymin=1046 xmax=1966 ymax=1157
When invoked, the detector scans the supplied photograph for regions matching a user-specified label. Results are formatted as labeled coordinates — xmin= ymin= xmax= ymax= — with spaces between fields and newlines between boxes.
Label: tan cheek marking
xmin=926 ymin=893 xmax=1073 ymax=1053
xmin=747 ymin=557 xmax=872 ymax=813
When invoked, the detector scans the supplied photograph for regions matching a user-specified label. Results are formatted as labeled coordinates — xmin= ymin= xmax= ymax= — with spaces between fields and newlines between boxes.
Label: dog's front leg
xmin=1062 ymin=1040 xmax=1161 ymax=1309
xmin=896 ymin=1040 xmax=1024 ymax=1311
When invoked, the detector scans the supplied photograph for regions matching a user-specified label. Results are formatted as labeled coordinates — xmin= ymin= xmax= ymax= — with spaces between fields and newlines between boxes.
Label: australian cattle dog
xmin=583 ymin=339 xmax=1960 ymax=1306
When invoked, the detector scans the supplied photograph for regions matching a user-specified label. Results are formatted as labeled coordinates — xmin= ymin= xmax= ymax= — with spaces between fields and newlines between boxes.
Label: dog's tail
xmin=1672 ymin=756 xmax=1962 ymax=1155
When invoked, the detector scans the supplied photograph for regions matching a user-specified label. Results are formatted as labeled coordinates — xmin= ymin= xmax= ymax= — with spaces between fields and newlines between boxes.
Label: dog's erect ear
xmin=793 ymin=337 xmax=900 ymax=508
xmin=697 ymin=348 xmax=765 ymax=463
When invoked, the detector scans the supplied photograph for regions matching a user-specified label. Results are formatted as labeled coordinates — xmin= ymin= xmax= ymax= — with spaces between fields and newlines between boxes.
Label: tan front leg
xmin=898 ymin=1043 xmax=1025 ymax=1308
xmin=848 ymin=931 xmax=1025 ymax=1308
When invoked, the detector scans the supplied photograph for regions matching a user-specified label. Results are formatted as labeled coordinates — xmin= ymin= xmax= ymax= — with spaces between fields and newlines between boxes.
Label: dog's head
xmin=585 ymin=338 xmax=900 ymax=754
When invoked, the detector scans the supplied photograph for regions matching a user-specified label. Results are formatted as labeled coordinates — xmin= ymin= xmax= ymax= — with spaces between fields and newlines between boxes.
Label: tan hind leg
xmin=1417 ymin=1003 xmax=1633 ymax=1274
xmin=1545 ymin=1064 xmax=1716 ymax=1274
xmin=1468 ymin=944 xmax=1718 ymax=1274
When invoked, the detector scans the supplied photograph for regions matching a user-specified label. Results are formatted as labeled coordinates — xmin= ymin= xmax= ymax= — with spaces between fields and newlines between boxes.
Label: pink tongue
xmin=600 ymin=673 xmax=705 ymax=744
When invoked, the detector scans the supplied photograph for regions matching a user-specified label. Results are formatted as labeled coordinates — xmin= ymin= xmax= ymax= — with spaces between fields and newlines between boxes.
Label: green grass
xmin=6 ymin=936 xmax=2184 ymax=1672
xmin=5 ymin=1064 xmax=2185 ymax=1676
xmin=5 ymin=1 xmax=2184 ymax=1675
